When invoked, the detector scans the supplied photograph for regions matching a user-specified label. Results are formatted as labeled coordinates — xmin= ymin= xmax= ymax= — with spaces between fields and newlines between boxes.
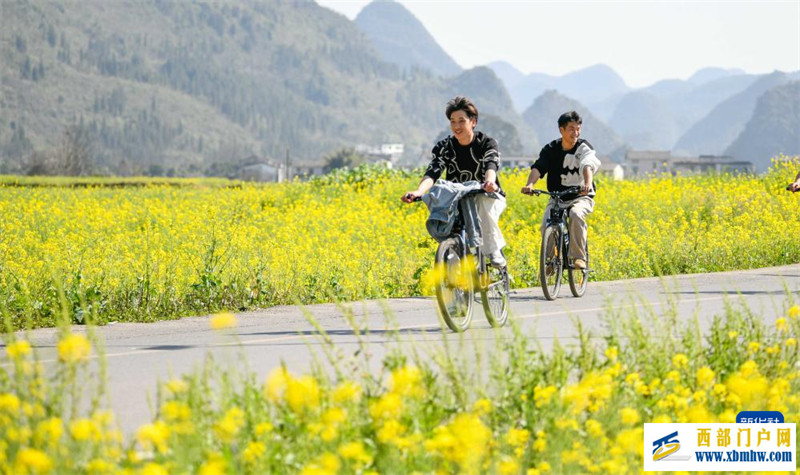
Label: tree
xmin=323 ymin=147 xmax=368 ymax=173
xmin=55 ymin=125 xmax=93 ymax=176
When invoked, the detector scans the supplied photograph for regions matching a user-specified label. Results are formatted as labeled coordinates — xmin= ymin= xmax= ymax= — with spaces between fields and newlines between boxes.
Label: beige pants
xmin=540 ymin=196 xmax=594 ymax=261
xmin=475 ymin=194 xmax=507 ymax=255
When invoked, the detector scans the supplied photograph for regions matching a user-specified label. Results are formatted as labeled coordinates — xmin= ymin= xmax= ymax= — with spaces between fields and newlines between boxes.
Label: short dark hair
xmin=446 ymin=96 xmax=478 ymax=123
xmin=558 ymin=111 xmax=582 ymax=128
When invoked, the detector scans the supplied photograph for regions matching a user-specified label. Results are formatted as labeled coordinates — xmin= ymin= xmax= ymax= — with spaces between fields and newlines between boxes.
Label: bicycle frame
xmin=416 ymin=189 xmax=509 ymax=331
xmin=529 ymin=186 xmax=589 ymax=300
xmin=539 ymin=187 xmax=581 ymax=269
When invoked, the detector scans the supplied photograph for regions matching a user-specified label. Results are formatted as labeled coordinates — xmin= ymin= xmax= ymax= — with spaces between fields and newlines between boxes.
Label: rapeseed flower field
xmin=1 ymin=158 xmax=799 ymax=473
xmin=2 ymin=157 xmax=798 ymax=330
xmin=1 ymin=300 xmax=798 ymax=474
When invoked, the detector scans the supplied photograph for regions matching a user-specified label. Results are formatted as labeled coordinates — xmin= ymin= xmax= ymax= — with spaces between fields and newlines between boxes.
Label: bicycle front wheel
xmin=481 ymin=264 xmax=510 ymax=327
xmin=540 ymin=226 xmax=562 ymax=300
xmin=435 ymin=237 xmax=475 ymax=332
xmin=568 ymin=244 xmax=589 ymax=297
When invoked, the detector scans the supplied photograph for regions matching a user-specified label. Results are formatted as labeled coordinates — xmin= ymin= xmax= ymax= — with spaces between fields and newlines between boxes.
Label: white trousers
xmin=475 ymin=194 xmax=507 ymax=255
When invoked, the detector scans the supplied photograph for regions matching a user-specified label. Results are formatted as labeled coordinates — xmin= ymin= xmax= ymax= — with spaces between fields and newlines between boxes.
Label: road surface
xmin=5 ymin=264 xmax=800 ymax=435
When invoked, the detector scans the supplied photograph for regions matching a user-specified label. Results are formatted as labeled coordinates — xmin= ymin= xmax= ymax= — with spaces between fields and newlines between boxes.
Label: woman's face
xmin=449 ymin=110 xmax=476 ymax=145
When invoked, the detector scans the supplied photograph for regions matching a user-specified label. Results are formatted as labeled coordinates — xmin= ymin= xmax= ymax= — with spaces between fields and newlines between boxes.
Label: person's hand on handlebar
xmin=580 ymin=181 xmax=592 ymax=196
xmin=521 ymin=184 xmax=536 ymax=195
xmin=482 ymin=181 xmax=498 ymax=193
xmin=401 ymin=191 xmax=422 ymax=203
xmin=788 ymin=181 xmax=800 ymax=193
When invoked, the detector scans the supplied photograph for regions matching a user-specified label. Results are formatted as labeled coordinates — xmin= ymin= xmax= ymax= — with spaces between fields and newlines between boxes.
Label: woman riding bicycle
xmin=402 ymin=96 xmax=507 ymax=267
xmin=521 ymin=111 xmax=600 ymax=270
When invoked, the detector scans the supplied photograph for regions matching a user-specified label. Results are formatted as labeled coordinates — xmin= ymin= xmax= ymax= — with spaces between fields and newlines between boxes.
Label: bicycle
xmin=415 ymin=191 xmax=510 ymax=332
xmin=525 ymin=186 xmax=590 ymax=300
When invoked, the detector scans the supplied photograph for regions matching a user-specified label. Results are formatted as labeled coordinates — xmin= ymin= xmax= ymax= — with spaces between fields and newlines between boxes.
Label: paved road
xmin=6 ymin=264 xmax=800 ymax=435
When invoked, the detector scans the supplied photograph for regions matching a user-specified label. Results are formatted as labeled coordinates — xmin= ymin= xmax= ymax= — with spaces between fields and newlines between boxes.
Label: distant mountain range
xmin=1 ymin=0 xmax=798 ymax=177
xmin=726 ymin=81 xmax=800 ymax=171
xmin=674 ymin=72 xmax=796 ymax=156
xmin=522 ymin=90 xmax=625 ymax=160
xmin=489 ymin=61 xmax=630 ymax=113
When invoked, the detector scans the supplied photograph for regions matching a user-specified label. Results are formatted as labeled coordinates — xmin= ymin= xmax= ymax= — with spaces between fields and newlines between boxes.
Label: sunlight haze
xmin=316 ymin=0 xmax=800 ymax=88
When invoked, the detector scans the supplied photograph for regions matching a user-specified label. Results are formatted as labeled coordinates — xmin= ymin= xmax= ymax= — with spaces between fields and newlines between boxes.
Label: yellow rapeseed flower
xmin=70 ymin=418 xmax=99 ymax=442
xmin=34 ymin=417 xmax=63 ymax=446
xmin=666 ymin=370 xmax=681 ymax=383
xmin=672 ymin=353 xmax=688 ymax=369
xmin=605 ymin=346 xmax=618 ymax=361
xmin=472 ymin=398 xmax=492 ymax=415
xmin=14 ymin=448 xmax=52 ymax=474
xmin=696 ymin=366 xmax=715 ymax=388
xmin=6 ymin=340 xmax=31 ymax=359
xmin=264 ymin=367 xmax=291 ymax=402
xmin=286 ymin=375 xmax=321 ymax=413
xmin=164 ymin=379 xmax=188 ymax=394
xmin=377 ymin=419 xmax=407 ymax=445
xmin=210 ymin=312 xmax=237 ymax=330
xmin=619 ymin=407 xmax=639 ymax=425
xmin=300 ymin=452 xmax=340 ymax=475
xmin=243 ymin=441 xmax=266 ymax=464
xmin=534 ymin=385 xmax=557 ymax=408
xmin=338 ymin=441 xmax=372 ymax=465
xmin=255 ymin=422 xmax=273 ymax=436
xmin=585 ymin=419 xmax=604 ymax=437
xmin=786 ymin=338 xmax=797 ymax=347
xmin=86 ymin=458 xmax=112 ymax=474
xmin=57 ymin=333 xmax=91 ymax=363
xmin=423 ymin=413 xmax=491 ymax=471
xmin=788 ymin=305 xmax=799 ymax=319
xmin=332 ymin=380 xmax=361 ymax=404
xmin=162 ymin=401 xmax=191 ymax=422
xmin=0 ymin=393 xmax=21 ymax=413
xmin=497 ymin=456 xmax=520 ymax=475
xmin=747 ymin=342 xmax=760 ymax=354
xmin=136 ymin=420 xmax=170 ymax=453
xmin=390 ymin=365 xmax=425 ymax=398
xmin=504 ymin=427 xmax=530 ymax=448
xmin=740 ymin=360 xmax=758 ymax=377
xmin=199 ymin=454 xmax=226 ymax=475
xmin=214 ymin=407 xmax=245 ymax=442
xmin=369 ymin=392 xmax=404 ymax=420
xmin=140 ymin=462 xmax=168 ymax=475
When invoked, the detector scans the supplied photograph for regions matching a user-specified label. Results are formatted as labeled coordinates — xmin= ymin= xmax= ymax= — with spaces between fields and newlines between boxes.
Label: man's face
xmin=450 ymin=110 xmax=476 ymax=145
xmin=559 ymin=121 xmax=581 ymax=148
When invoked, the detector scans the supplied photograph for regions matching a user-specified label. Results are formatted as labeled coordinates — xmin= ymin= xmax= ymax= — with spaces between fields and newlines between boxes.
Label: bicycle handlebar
xmin=526 ymin=186 xmax=582 ymax=198
xmin=405 ymin=188 xmax=491 ymax=203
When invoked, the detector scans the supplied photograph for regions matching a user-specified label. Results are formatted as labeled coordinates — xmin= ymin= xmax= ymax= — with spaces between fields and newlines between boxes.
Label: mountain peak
xmin=355 ymin=0 xmax=461 ymax=77
xmin=688 ymin=67 xmax=747 ymax=85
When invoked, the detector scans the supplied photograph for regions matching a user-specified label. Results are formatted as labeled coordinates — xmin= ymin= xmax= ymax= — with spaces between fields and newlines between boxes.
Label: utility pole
xmin=285 ymin=148 xmax=291 ymax=182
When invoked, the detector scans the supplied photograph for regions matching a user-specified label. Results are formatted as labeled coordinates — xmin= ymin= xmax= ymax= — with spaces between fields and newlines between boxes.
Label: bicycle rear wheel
xmin=434 ymin=237 xmax=474 ymax=332
xmin=481 ymin=263 xmax=510 ymax=327
xmin=540 ymin=226 xmax=562 ymax=300
xmin=568 ymin=244 xmax=589 ymax=297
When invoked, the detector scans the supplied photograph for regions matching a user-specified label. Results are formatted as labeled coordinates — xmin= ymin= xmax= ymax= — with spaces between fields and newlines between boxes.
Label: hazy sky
xmin=316 ymin=0 xmax=800 ymax=88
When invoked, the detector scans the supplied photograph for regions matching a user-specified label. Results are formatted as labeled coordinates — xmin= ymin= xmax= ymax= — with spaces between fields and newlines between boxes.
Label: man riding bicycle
xmin=788 ymin=170 xmax=800 ymax=192
xmin=521 ymin=111 xmax=600 ymax=270
xmin=402 ymin=96 xmax=507 ymax=267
